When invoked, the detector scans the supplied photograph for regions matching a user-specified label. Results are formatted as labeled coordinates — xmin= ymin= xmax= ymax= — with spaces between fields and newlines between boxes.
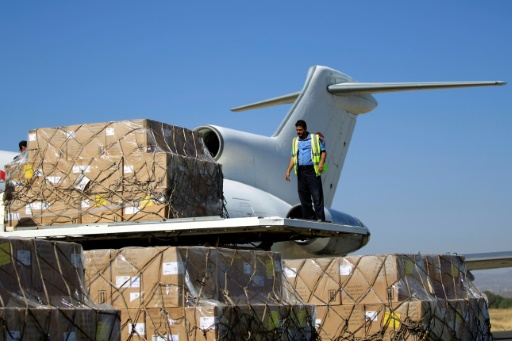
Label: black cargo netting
xmin=84 ymin=246 xmax=318 ymax=340
xmin=3 ymin=120 xmax=226 ymax=228
xmin=0 ymin=237 xmax=121 ymax=340
xmin=284 ymin=255 xmax=493 ymax=340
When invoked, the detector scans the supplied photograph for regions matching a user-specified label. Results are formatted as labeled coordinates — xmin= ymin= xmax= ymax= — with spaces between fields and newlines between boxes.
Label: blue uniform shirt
xmin=292 ymin=133 xmax=326 ymax=166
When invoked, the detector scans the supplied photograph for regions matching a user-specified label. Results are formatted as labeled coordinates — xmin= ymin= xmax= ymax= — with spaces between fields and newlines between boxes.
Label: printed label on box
xmin=124 ymin=165 xmax=134 ymax=174
xmin=17 ymin=250 xmax=31 ymax=266
xmin=200 ymin=316 xmax=217 ymax=330
xmin=163 ymin=262 xmax=183 ymax=275
xmin=131 ymin=276 xmax=141 ymax=288
xmin=340 ymin=265 xmax=353 ymax=276
xmin=284 ymin=267 xmax=297 ymax=278
xmin=116 ymin=276 xmax=131 ymax=288
xmin=63 ymin=332 xmax=76 ymax=341
xmin=71 ymin=253 xmax=83 ymax=268
xmin=72 ymin=165 xmax=91 ymax=173
xmin=125 ymin=206 xmax=141 ymax=214
xmin=243 ymin=262 xmax=252 ymax=275
xmin=130 ymin=292 xmax=141 ymax=302
xmin=6 ymin=331 xmax=21 ymax=341
xmin=6 ymin=213 xmax=20 ymax=221
xmin=253 ymin=275 xmax=264 ymax=287
xmin=365 ymin=311 xmax=378 ymax=322
xmin=128 ymin=323 xmax=145 ymax=336
xmin=46 ymin=176 xmax=62 ymax=184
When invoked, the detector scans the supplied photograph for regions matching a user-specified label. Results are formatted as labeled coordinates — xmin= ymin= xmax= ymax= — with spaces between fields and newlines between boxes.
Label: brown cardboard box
xmin=315 ymin=304 xmax=365 ymax=339
xmin=67 ymin=156 xmax=124 ymax=193
xmin=109 ymin=247 xmax=190 ymax=310
xmin=122 ymin=193 xmax=171 ymax=222
xmin=110 ymin=248 xmax=161 ymax=309
xmin=30 ymin=125 xmax=105 ymax=161
xmin=39 ymin=192 xmax=81 ymax=226
xmin=4 ymin=199 xmax=40 ymax=228
xmin=81 ymin=192 xmax=124 ymax=224
xmin=283 ymin=258 xmax=341 ymax=305
xmin=145 ymin=307 xmax=188 ymax=340
xmin=339 ymin=254 xmax=432 ymax=305
xmin=27 ymin=129 xmax=37 ymax=150
xmin=85 ymin=247 xmax=204 ymax=309
xmin=4 ymin=161 xmax=44 ymax=189
xmin=316 ymin=301 xmax=434 ymax=340
xmin=83 ymin=249 xmax=115 ymax=305
xmin=25 ymin=119 xmax=213 ymax=161
xmin=144 ymin=247 xmax=184 ymax=308
xmin=314 ymin=298 xmax=491 ymax=340
xmin=122 ymin=152 xmax=172 ymax=193
xmin=184 ymin=304 xmax=235 ymax=341
xmin=120 ymin=308 xmax=147 ymax=341
xmin=104 ymin=119 xmax=207 ymax=157
xmin=33 ymin=160 xmax=76 ymax=189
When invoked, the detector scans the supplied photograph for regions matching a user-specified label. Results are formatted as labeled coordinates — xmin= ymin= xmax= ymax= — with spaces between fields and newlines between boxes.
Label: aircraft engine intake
xmin=195 ymin=126 xmax=223 ymax=159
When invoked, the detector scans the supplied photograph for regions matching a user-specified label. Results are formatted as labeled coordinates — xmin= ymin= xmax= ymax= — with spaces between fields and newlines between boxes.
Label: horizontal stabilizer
xmin=231 ymin=92 xmax=300 ymax=112
xmin=328 ymin=81 xmax=506 ymax=96
xmin=231 ymin=80 xmax=506 ymax=112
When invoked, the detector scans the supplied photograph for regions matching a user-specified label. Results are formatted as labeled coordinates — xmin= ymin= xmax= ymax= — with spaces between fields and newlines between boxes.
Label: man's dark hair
xmin=19 ymin=140 xmax=27 ymax=150
xmin=295 ymin=120 xmax=307 ymax=129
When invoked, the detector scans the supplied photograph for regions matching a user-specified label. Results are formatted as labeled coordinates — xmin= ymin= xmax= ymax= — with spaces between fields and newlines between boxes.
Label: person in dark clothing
xmin=285 ymin=120 xmax=327 ymax=221
xmin=19 ymin=140 xmax=27 ymax=152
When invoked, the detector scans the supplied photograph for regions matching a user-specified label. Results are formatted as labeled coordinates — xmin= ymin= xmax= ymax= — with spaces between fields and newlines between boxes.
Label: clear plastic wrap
xmin=0 ymin=236 xmax=120 ymax=340
xmin=84 ymin=246 xmax=316 ymax=340
xmin=4 ymin=119 xmax=225 ymax=228
xmin=283 ymin=254 xmax=492 ymax=340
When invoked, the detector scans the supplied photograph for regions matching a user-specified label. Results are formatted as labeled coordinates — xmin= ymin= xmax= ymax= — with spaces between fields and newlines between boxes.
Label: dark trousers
xmin=297 ymin=166 xmax=325 ymax=221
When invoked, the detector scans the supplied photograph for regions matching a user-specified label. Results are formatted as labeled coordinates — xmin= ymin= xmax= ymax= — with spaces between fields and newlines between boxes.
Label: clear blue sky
xmin=1 ymin=2 xmax=510 ymax=256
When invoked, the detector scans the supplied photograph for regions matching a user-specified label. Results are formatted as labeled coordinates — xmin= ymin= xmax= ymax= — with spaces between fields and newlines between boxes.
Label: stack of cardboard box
xmin=4 ymin=119 xmax=224 ymax=228
xmin=283 ymin=254 xmax=492 ymax=340
xmin=84 ymin=246 xmax=316 ymax=340
xmin=0 ymin=236 xmax=120 ymax=340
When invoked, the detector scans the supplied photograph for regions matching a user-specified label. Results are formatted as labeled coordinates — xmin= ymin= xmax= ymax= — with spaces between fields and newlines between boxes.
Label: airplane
xmin=194 ymin=65 xmax=506 ymax=258
xmin=0 ymin=150 xmax=19 ymax=192
xmin=0 ymin=65 xmax=508 ymax=264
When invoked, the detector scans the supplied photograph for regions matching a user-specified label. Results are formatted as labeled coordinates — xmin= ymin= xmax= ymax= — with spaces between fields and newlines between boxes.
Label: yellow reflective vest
xmin=292 ymin=133 xmax=327 ymax=175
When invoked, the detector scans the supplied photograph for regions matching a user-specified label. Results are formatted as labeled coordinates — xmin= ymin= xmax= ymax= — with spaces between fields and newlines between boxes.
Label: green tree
xmin=485 ymin=291 xmax=512 ymax=309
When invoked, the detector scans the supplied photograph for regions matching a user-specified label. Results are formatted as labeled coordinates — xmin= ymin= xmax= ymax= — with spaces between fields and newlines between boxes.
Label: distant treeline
xmin=485 ymin=291 xmax=512 ymax=309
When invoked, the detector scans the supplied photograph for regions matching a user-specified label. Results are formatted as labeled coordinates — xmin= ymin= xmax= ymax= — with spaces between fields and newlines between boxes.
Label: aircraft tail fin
xmin=229 ymin=66 xmax=505 ymax=207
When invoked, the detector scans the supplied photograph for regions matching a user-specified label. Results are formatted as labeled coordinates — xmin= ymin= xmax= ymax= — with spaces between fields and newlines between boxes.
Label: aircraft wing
xmin=463 ymin=251 xmax=512 ymax=271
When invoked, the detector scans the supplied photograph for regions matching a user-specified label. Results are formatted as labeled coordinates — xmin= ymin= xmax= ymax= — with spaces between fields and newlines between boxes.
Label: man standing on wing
xmin=285 ymin=119 xmax=327 ymax=221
